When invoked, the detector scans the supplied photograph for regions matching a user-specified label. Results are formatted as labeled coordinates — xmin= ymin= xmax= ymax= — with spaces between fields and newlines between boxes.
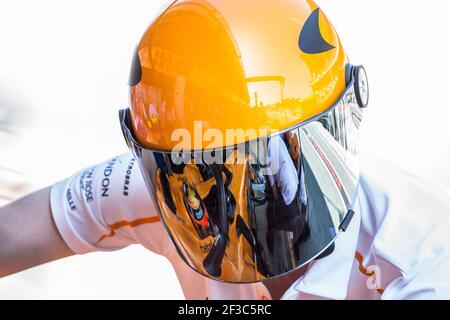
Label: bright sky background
xmin=1 ymin=0 xmax=450 ymax=299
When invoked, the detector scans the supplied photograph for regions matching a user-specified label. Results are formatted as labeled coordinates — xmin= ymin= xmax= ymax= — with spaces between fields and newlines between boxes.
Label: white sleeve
xmin=267 ymin=136 xmax=299 ymax=205
xmin=50 ymin=153 xmax=172 ymax=256
xmin=382 ymin=252 xmax=450 ymax=300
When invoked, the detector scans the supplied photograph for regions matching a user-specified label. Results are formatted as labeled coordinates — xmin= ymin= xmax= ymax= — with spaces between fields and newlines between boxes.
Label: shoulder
xmin=358 ymin=152 xmax=450 ymax=274
xmin=359 ymin=152 xmax=450 ymax=223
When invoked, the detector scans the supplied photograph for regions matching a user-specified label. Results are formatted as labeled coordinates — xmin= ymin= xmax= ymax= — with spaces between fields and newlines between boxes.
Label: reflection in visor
xmin=120 ymin=84 xmax=362 ymax=283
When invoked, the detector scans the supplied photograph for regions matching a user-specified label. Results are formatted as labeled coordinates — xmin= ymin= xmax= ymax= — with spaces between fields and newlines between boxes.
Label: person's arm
xmin=0 ymin=187 xmax=74 ymax=277
xmin=1 ymin=153 xmax=170 ymax=278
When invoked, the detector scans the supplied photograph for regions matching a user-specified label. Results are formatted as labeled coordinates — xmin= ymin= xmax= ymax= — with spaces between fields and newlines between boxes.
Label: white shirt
xmin=50 ymin=153 xmax=450 ymax=299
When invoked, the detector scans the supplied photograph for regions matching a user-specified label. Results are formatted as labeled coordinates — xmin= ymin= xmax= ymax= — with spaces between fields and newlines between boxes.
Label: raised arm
xmin=1 ymin=153 xmax=169 ymax=278
xmin=0 ymin=187 xmax=74 ymax=277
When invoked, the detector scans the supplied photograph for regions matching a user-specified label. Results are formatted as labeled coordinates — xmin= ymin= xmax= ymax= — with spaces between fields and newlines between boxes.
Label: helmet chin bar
xmin=346 ymin=64 xmax=370 ymax=109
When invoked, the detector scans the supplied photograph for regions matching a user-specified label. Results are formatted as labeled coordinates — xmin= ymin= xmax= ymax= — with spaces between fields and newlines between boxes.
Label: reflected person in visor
xmin=2 ymin=0 xmax=450 ymax=300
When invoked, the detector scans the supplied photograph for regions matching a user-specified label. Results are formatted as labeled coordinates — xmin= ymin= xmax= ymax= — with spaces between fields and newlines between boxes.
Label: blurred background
xmin=1 ymin=0 xmax=449 ymax=299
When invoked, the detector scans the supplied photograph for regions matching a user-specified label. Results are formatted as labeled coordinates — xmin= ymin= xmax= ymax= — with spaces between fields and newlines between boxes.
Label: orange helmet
xmin=120 ymin=0 xmax=368 ymax=283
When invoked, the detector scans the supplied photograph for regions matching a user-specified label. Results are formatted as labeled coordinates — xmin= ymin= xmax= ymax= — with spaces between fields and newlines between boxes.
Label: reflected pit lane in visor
xmin=119 ymin=80 xmax=363 ymax=283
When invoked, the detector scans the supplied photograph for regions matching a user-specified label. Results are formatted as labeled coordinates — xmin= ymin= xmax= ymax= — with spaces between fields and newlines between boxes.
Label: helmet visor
xmin=120 ymin=82 xmax=363 ymax=283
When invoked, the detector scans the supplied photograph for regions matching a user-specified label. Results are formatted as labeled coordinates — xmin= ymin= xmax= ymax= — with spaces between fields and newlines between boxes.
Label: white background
xmin=0 ymin=0 xmax=449 ymax=299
